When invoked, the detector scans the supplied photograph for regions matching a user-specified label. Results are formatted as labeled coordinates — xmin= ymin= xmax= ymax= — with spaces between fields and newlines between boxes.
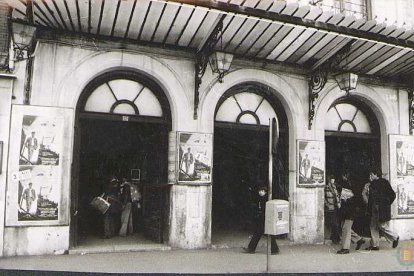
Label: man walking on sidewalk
xmin=365 ymin=169 xmax=399 ymax=251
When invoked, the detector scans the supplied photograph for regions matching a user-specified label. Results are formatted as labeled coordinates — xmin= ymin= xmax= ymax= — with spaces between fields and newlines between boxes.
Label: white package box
xmin=264 ymin=199 xmax=289 ymax=235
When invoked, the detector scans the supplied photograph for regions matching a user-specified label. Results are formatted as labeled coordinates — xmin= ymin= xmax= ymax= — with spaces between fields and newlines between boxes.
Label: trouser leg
xmin=370 ymin=205 xmax=380 ymax=247
xmin=119 ymin=203 xmax=132 ymax=236
xmin=248 ymin=232 xmax=262 ymax=252
xmin=379 ymin=221 xmax=399 ymax=242
xmin=350 ymin=229 xmax=362 ymax=244
xmin=341 ymin=219 xmax=353 ymax=250
xmin=271 ymin=236 xmax=279 ymax=253
xmin=127 ymin=204 xmax=133 ymax=234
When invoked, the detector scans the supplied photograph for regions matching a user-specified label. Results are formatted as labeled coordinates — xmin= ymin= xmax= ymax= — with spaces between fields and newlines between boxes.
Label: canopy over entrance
xmin=7 ymin=0 xmax=414 ymax=82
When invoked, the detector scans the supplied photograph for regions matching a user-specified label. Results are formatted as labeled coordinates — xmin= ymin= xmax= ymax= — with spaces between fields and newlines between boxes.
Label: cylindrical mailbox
xmin=264 ymin=199 xmax=289 ymax=235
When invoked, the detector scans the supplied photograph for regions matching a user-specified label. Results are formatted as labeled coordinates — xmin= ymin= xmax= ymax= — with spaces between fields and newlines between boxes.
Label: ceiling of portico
xmin=7 ymin=0 xmax=414 ymax=82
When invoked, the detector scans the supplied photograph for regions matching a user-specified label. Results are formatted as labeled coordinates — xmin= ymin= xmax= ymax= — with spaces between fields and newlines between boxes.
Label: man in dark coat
xmin=365 ymin=169 xmax=399 ymax=250
xmin=243 ymin=187 xmax=280 ymax=254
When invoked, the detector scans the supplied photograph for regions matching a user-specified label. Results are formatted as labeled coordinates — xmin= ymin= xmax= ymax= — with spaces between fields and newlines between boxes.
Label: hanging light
xmin=334 ymin=72 xmax=358 ymax=96
xmin=208 ymin=51 xmax=233 ymax=83
xmin=12 ymin=22 xmax=36 ymax=61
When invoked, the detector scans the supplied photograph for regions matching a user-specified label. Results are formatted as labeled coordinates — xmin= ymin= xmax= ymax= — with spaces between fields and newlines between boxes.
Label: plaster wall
xmin=0 ymin=76 xmax=14 ymax=256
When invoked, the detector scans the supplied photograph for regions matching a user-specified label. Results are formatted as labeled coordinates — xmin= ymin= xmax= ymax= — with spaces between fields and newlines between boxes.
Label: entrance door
xmin=212 ymin=83 xmax=289 ymax=241
xmin=324 ymin=99 xmax=381 ymax=237
xmin=72 ymin=71 xmax=171 ymax=246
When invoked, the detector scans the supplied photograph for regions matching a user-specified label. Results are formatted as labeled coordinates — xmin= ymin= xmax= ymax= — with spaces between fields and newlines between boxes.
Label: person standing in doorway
xmin=102 ymin=177 xmax=122 ymax=239
xmin=336 ymin=176 xmax=365 ymax=254
xmin=119 ymin=177 xmax=133 ymax=237
xmin=365 ymin=169 xmax=399 ymax=250
xmin=243 ymin=186 xmax=280 ymax=254
xmin=324 ymin=175 xmax=341 ymax=244
xmin=20 ymin=182 xmax=36 ymax=213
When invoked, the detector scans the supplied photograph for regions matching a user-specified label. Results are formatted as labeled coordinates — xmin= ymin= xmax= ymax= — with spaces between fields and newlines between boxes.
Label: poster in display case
xmin=389 ymin=135 xmax=414 ymax=217
xmin=177 ymin=132 xmax=213 ymax=183
xmin=6 ymin=105 xmax=73 ymax=226
xmin=297 ymin=140 xmax=325 ymax=187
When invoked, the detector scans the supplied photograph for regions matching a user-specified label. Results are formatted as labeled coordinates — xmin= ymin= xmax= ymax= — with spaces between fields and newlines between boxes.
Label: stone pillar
xmin=167 ymin=130 xmax=212 ymax=248
xmin=0 ymin=75 xmax=15 ymax=256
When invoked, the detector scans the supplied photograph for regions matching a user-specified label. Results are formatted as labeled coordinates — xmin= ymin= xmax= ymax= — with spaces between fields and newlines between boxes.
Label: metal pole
xmin=266 ymin=118 xmax=272 ymax=272
xmin=267 ymin=118 xmax=279 ymax=273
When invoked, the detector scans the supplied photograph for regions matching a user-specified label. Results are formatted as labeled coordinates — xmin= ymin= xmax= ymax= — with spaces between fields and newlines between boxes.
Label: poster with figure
xmin=297 ymin=140 xmax=325 ymax=186
xmin=390 ymin=135 xmax=414 ymax=217
xmin=19 ymin=115 xmax=61 ymax=166
xmin=18 ymin=166 xmax=60 ymax=221
xmin=6 ymin=105 xmax=73 ymax=226
xmin=177 ymin=132 xmax=212 ymax=183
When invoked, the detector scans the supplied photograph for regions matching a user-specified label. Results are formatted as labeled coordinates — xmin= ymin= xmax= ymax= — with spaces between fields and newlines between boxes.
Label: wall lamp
xmin=12 ymin=22 xmax=36 ymax=61
xmin=208 ymin=51 xmax=233 ymax=83
xmin=334 ymin=72 xmax=358 ymax=96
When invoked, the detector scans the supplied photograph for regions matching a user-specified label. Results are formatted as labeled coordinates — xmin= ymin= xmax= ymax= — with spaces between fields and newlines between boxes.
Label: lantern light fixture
xmin=208 ymin=51 xmax=233 ymax=83
xmin=334 ymin=72 xmax=358 ymax=96
xmin=12 ymin=22 xmax=36 ymax=61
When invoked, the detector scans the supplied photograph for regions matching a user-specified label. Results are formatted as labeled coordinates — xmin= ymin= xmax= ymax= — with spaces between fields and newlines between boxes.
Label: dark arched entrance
xmin=212 ymin=82 xmax=289 ymax=244
xmin=70 ymin=70 xmax=171 ymax=248
xmin=325 ymin=96 xmax=381 ymax=237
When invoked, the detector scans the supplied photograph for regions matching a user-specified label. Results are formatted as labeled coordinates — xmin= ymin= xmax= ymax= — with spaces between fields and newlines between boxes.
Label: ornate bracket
xmin=308 ymin=69 xmax=328 ymax=130
xmin=408 ymin=89 xmax=414 ymax=134
xmin=194 ymin=17 xmax=225 ymax=119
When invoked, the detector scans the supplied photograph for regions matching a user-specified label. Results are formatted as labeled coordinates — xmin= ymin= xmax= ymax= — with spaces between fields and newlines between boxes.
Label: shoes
xmin=242 ymin=247 xmax=255 ymax=254
xmin=365 ymin=246 xmax=379 ymax=251
xmin=355 ymin=239 xmax=365 ymax=250
xmin=393 ymin=237 xmax=400 ymax=249
xmin=271 ymin=249 xmax=280 ymax=255
xmin=337 ymin=249 xmax=350 ymax=254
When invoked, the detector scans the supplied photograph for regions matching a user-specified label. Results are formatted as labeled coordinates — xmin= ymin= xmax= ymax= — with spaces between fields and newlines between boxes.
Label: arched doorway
xmin=324 ymin=97 xmax=381 ymax=237
xmin=212 ymin=82 xmax=289 ymax=244
xmin=71 ymin=70 xmax=171 ymax=248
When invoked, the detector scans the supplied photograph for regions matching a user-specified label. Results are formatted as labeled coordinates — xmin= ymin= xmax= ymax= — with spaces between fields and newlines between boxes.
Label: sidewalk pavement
xmin=0 ymin=241 xmax=413 ymax=274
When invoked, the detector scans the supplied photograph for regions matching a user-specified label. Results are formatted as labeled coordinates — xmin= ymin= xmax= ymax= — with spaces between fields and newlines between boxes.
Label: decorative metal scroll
xmin=408 ymin=89 xmax=414 ymax=134
xmin=194 ymin=16 xmax=225 ymax=119
xmin=308 ymin=69 xmax=328 ymax=130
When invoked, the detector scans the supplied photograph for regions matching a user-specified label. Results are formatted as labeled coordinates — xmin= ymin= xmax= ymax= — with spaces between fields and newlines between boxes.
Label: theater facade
xmin=0 ymin=0 xmax=414 ymax=256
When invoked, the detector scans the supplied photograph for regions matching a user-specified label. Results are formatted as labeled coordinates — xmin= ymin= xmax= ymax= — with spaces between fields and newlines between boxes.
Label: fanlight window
xmin=215 ymin=92 xmax=277 ymax=125
xmin=325 ymin=103 xmax=371 ymax=133
xmin=84 ymin=79 xmax=163 ymax=117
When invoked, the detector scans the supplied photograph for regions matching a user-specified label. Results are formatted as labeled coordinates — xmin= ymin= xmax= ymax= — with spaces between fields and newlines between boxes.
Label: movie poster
xmin=6 ymin=105 xmax=73 ymax=226
xmin=390 ymin=135 xmax=414 ymax=217
xmin=297 ymin=140 xmax=325 ymax=187
xmin=177 ymin=132 xmax=212 ymax=183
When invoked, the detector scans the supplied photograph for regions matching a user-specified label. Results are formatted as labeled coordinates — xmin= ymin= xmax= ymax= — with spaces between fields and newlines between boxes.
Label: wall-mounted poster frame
xmin=389 ymin=134 xmax=414 ymax=218
xmin=297 ymin=140 xmax=325 ymax=187
xmin=5 ymin=105 xmax=73 ymax=226
xmin=176 ymin=132 xmax=213 ymax=184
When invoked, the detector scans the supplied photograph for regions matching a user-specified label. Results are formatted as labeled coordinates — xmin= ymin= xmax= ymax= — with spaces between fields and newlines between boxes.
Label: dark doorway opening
xmin=212 ymin=125 xmax=289 ymax=239
xmin=76 ymin=118 xmax=169 ymax=244
xmin=325 ymin=135 xmax=381 ymax=237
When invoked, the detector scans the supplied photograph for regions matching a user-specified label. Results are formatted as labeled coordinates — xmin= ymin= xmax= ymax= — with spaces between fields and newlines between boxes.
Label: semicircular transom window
xmin=215 ymin=92 xmax=277 ymax=126
xmin=84 ymin=79 xmax=163 ymax=117
xmin=325 ymin=103 xmax=371 ymax=133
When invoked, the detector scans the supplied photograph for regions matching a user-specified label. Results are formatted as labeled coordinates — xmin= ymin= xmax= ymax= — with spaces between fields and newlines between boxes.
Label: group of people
xmin=325 ymin=169 xmax=399 ymax=254
xmin=100 ymin=176 xmax=140 ymax=239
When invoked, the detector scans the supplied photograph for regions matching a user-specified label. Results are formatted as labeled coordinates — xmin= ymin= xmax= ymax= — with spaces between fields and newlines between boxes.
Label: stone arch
xmin=55 ymin=51 xmax=192 ymax=131
xmin=314 ymin=82 xmax=394 ymax=174
xmin=199 ymin=68 xmax=305 ymax=157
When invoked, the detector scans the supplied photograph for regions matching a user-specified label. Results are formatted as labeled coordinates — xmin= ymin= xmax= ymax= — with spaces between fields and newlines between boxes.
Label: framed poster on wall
xmin=297 ymin=140 xmax=325 ymax=187
xmin=176 ymin=132 xmax=212 ymax=183
xmin=5 ymin=105 xmax=73 ymax=226
xmin=389 ymin=135 xmax=414 ymax=218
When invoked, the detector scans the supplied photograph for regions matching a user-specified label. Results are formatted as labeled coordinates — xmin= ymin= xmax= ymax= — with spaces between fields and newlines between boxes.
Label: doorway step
xmin=69 ymin=233 xmax=171 ymax=255
xmin=211 ymin=229 xmax=289 ymax=249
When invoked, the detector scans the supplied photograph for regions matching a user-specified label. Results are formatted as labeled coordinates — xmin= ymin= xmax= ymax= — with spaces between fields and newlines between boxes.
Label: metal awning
xmin=6 ymin=0 xmax=414 ymax=81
